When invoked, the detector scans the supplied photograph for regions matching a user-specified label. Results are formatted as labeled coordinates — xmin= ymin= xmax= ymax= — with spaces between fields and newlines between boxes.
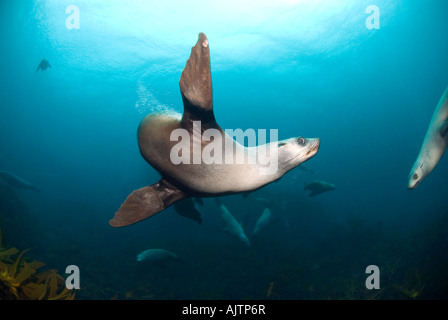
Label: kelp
xmin=21 ymin=269 xmax=75 ymax=300
xmin=0 ymin=227 xmax=75 ymax=300
xmin=394 ymin=268 xmax=426 ymax=299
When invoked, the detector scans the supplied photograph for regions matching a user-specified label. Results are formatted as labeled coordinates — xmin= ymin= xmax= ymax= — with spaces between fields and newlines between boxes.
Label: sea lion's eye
xmin=277 ymin=143 xmax=286 ymax=148
xmin=412 ymin=173 xmax=419 ymax=180
xmin=297 ymin=137 xmax=305 ymax=145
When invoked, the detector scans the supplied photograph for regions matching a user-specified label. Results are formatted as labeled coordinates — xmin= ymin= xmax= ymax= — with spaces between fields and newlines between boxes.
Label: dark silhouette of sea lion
xmin=0 ymin=170 xmax=40 ymax=192
xmin=304 ymin=180 xmax=335 ymax=197
xmin=36 ymin=59 xmax=51 ymax=72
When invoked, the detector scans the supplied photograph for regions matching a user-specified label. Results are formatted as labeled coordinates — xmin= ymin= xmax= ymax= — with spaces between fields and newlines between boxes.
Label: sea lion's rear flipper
xmin=36 ymin=59 xmax=45 ymax=72
xmin=174 ymin=198 xmax=202 ymax=224
xmin=179 ymin=33 xmax=218 ymax=130
xmin=109 ymin=179 xmax=186 ymax=227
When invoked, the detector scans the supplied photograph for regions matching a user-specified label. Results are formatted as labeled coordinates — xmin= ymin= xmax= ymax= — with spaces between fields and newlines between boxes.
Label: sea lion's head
xmin=408 ymin=161 xmax=425 ymax=189
xmin=276 ymin=137 xmax=320 ymax=172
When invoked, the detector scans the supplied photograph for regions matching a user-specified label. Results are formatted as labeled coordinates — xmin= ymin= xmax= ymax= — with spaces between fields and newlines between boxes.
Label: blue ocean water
xmin=0 ymin=0 xmax=447 ymax=300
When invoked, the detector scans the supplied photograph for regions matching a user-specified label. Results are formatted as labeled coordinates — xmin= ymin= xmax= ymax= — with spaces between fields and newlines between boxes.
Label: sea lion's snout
xmin=407 ymin=172 xmax=420 ymax=190
xmin=407 ymin=164 xmax=424 ymax=190
xmin=306 ymin=138 xmax=320 ymax=155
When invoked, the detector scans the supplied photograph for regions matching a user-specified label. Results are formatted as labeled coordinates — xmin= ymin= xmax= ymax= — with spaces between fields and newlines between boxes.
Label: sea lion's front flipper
xmin=179 ymin=33 xmax=217 ymax=130
xmin=109 ymin=179 xmax=186 ymax=227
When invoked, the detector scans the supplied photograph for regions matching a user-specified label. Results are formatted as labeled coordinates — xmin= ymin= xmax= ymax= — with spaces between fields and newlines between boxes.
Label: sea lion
xmin=136 ymin=249 xmax=180 ymax=265
xmin=252 ymin=207 xmax=277 ymax=236
xmin=214 ymin=198 xmax=250 ymax=246
xmin=0 ymin=170 xmax=40 ymax=192
xmin=109 ymin=33 xmax=320 ymax=227
xmin=408 ymin=86 xmax=448 ymax=189
xmin=36 ymin=59 xmax=51 ymax=72
xmin=304 ymin=180 xmax=335 ymax=197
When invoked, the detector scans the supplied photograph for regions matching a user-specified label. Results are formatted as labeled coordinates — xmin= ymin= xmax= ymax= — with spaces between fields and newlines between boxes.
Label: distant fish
xmin=36 ymin=59 xmax=51 ymax=72
xmin=304 ymin=180 xmax=335 ymax=197
xmin=0 ymin=170 xmax=40 ymax=192
xmin=215 ymin=199 xmax=250 ymax=246
xmin=408 ymin=86 xmax=448 ymax=189
xmin=136 ymin=249 xmax=180 ymax=266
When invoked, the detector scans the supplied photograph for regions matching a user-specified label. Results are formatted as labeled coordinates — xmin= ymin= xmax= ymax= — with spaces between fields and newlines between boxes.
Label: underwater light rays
xmin=31 ymin=0 xmax=390 ymax=72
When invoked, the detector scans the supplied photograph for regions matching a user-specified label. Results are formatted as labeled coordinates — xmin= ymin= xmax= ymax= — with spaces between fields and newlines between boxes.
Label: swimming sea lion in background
xmin=408 ymin=86 xmax=448 ymax=189
xmin=0 ymin=170 xmax=40 ymax=192
xmin=252 ymin=207 xmax=278 ymax=236
xmin=304 ymin=180 xmax=335 ymax=197
xmin=109 ymin=33 xmax=320 ymax=227
xmin=214 ymin=198 xmax=250 ymax=246
xmin=36 ymin=59 xmax=51 ymax=72
xmin=136 ymin=249 xmax=180 ymax=266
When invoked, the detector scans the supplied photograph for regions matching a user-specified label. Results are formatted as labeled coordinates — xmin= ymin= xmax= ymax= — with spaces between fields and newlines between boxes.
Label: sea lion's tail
xmin=109 ymin=179 xmax=186 ymax=227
